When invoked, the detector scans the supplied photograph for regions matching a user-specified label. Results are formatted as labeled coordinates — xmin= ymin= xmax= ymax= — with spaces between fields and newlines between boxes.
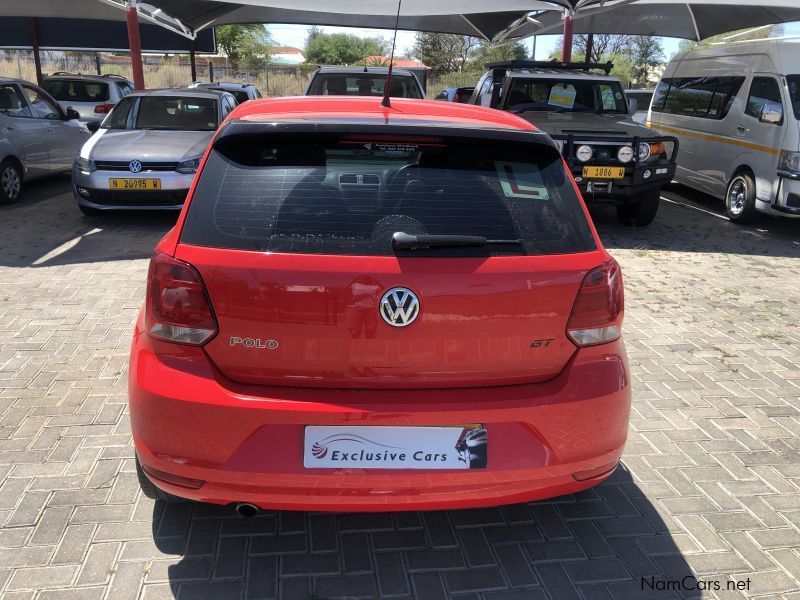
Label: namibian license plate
xmin=109 ymin=178 xmax=161 ymax=190
xmin=303 ymin=425 xmax=487 ymax=470
xmin=582 ymin=166 xmax=625 ymax=179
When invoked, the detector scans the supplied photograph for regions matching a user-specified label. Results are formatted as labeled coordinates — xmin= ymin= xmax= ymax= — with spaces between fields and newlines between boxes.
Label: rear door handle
xmin=737 ymin=124 xmax=748 ymax=133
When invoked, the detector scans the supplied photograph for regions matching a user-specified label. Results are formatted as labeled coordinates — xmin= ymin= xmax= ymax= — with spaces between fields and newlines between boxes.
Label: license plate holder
xmin=303 ymin=425 xmax=487 ymax=470
xmin=582 ymin=166 xmax=625 ymax=179
xmin=109 ymin=178 xmax=162 ymax=190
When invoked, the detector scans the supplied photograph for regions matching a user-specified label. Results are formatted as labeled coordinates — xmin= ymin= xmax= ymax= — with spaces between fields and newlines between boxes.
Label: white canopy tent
xmin=505 ymin=0 xmax=800 ymax=41
xmin=6 ymin=0 xmax=800 ymax=90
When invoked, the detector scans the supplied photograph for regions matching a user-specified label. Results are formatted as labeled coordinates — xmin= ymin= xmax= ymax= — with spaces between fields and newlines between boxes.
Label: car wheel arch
xmin=729 ymin=164 xmax=757 ymax=196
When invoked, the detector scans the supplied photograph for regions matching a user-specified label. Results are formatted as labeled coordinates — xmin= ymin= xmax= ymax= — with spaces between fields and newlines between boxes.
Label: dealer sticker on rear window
xmin=304 ymin=426 xmax=487 ymax=469
xmin=495 ymin=161 xmax=550 ymax=200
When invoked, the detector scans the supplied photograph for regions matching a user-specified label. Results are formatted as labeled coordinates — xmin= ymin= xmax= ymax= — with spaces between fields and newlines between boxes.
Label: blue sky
xmin=268 ymin=22 xmax=800 ymax=61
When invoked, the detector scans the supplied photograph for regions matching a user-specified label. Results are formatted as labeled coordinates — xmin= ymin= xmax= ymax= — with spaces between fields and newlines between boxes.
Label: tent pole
xmin=189 ymin=39 xmax=197 ymax=82
xmin=585 ymin=33 xmax=593 ymax=64
xmin=126 ymin=0 xmax=145 ymax=90
xmin=29 ymin=17 xmax=43 ymax=86
xmin=561 ymin=12 xmax=574 ymax=62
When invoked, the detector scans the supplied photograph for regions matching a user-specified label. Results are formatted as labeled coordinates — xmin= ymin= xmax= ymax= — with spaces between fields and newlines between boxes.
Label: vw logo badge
xmin=128 ymin=160 xmax=143 ymax=173
xmin=380 ymin=287 xmax=420 ymax=327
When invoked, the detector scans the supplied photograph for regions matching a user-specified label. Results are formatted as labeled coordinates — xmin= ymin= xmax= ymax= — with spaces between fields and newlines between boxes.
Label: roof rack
xmin=485 ymin=60 xmax=614 ymax=75
xmin=100 ymin=74 xmax=129 ymax=80
xmin=50 ymin=71 xmax=78 ymax=76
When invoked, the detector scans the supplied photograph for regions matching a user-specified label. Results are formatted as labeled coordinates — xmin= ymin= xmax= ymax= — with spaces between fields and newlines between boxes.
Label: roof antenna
xmin=381 ymin=0 xmax=403 ymax=108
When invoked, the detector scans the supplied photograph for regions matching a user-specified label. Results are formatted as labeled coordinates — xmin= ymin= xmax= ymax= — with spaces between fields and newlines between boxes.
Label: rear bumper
xmin=129 ymin=318 xmax=631 ymax=511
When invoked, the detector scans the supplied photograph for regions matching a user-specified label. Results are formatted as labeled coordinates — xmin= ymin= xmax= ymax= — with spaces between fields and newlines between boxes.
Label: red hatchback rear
xmin=129 ymin=97 xmax=630 ymax=511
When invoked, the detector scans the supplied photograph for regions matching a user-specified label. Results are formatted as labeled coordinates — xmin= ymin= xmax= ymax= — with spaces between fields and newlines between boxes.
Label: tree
xmin=216 ymin=24 xmax=273 ymax=68
xmin=304 ymin=33 xmax=385 ymax=65
xmin=629 ymin=35 xmax=664 ymax=85
xmin=306 ymin=26 xmax=324 ymax=47
xmin=574 ymin=34 xmax=635 ymax=64
xmin=470 ymin=40 xmax=528 ymax=68
xmin=413 ymin=33 xmax=479 ymax=75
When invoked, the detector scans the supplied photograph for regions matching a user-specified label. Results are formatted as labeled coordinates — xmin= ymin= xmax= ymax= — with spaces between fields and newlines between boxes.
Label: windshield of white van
xmin=787 ymin=76 xmax=800 ymax=119
xmin=506 ymin=78 xmax=627 ymax=114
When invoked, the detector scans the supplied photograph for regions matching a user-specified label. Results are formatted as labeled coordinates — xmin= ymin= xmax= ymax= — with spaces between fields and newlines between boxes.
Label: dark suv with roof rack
xmin=305 ymin=66 xmax=425 ymax=99
xmin=470 ymin=60 xmax=679 ymax=226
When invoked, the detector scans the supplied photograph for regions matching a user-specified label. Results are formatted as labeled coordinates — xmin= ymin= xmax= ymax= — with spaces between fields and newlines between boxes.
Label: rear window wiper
xmin=392 ymin=231 xmax=523 ymax=251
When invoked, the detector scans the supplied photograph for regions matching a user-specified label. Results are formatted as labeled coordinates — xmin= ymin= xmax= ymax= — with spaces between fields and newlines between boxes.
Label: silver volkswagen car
xmin=72 ymin=88 xmax=237 ymax=214
xmin=1 ymin=77 xmax=91 ymax=204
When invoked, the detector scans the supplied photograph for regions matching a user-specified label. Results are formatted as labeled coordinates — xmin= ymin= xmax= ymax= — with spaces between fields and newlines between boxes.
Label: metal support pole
xmin=126 ymin=0 xmax=145 ymax=90
xmin=532 ymin=35 xmax=537 ymax=60
xmin=209 ymin=61 xmax=214 ymax=82
xmin=189 ymin=40 xmax=197 ymax=82
xmin=585 ymin=33 xmax=594 ymax=64
xmin=561 ymin=13 xmax=574 ymax=62
xmin=95 ymin=53 xmax=102 ymax=75
xmin=29 ymin=17 xmax=43 ymax=86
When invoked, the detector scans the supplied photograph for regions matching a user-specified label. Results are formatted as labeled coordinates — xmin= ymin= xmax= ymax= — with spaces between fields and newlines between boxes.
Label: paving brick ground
xmin=1 ymin=175 xmax=799 ymax=599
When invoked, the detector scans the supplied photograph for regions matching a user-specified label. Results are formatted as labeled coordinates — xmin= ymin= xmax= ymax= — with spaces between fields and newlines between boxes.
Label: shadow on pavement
xmin=0 ymin=175 xmax=177 ymax=268
xmin=152 ymin=464 xmax=703 ymax=599
xmin=591 ymin=183 xmax=800 ymax=259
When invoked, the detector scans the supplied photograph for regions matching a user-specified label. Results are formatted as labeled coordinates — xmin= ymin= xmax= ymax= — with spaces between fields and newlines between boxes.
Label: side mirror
xmin=627 ymin=98 xmax=638 ymax=114
xmin=65 ymin=108 xmax=81 ymax=120
xmin=86 ymin=120 xmax=101 ymax=133
xmin=760 ymin=104 xmax=782 ymax=124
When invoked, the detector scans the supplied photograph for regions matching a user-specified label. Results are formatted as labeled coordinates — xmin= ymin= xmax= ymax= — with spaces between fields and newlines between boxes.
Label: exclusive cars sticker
xmin=303 ymin=426 xmax=487 ymax=469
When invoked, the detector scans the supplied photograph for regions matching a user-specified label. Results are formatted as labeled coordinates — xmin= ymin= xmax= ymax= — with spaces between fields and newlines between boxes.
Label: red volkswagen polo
xmin=129 ymin=96 xmax=630 ymax=513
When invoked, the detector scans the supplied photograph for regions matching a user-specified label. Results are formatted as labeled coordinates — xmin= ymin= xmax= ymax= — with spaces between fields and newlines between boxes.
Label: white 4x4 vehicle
xmin=43 ymin=73 xmax=135 ymax=122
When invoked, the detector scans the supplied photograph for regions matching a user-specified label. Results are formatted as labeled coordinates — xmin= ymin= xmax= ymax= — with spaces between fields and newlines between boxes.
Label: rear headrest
xmin=0 ymin=88 xmax=15 ymax=110
xmin=326 ymin=78 xmax=347 ymax=95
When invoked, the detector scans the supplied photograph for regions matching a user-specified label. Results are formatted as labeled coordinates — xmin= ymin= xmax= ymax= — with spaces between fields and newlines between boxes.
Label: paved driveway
xmin=1 ymin=176 xmax=799 ymax=600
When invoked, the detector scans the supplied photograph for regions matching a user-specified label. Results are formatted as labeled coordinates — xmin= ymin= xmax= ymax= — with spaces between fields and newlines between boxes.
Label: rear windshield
xmin=307 ymin=74 xmax=423 ymax=99
xmin=207 ymin=87 xmax=250 ymax=103
xmin=134 ymin=96 xmax=218 ymax=131
xmin=181 ymin=132 xmax=596 ymax=257
xmin=43 ymin=79 xmax=110 ymax=102
xmin=505 ymin=78 xmax=627 ymax=114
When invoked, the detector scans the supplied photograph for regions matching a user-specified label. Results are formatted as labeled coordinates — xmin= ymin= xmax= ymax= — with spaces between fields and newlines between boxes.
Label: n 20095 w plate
xmin=304 ymin=426 xmax=487 ymax=470
xmin=109 ymin=178 xmax=161 ymax=190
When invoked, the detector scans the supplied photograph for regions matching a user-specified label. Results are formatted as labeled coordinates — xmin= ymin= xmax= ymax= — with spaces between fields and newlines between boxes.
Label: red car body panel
xmin=129 ymin=96 xmax=631 ymax=511
xmin=180 ymin=245 xmax=605 ymax=389
xmin=130 ymin=322 xmax=629 ymax=511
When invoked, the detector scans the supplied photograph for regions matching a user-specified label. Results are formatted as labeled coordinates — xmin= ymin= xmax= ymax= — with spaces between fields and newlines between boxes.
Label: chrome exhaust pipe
xmin=235 ymin=502 xmax=259 ymax=518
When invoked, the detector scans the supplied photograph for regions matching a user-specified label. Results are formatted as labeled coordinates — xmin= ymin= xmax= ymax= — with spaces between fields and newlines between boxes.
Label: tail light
xmin=94 ymin=103 xmax=115 ymax=114
xmin=567 ymin=259 xmax=623 ymax=347
xmin=145 ymin=252 xmax=217 ymax=345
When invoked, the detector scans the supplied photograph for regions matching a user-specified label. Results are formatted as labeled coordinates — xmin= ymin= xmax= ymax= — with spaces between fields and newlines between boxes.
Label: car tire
xmin=0 ymin=159 xmax=23 ymax=205
xmin=616 ymin=189 xmax=660 ymax=226
xmin=725 ymin=171 xmax=759 ymax=223
xmin=135 ymin=456 xmax=184 ymax=503
xmin=78 ymin=205 xmax=102 ymax=216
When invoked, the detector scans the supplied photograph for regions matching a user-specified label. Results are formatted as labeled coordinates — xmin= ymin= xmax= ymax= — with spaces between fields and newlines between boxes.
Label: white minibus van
xmin=647 ymin=40 xmax=800 ymax=223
